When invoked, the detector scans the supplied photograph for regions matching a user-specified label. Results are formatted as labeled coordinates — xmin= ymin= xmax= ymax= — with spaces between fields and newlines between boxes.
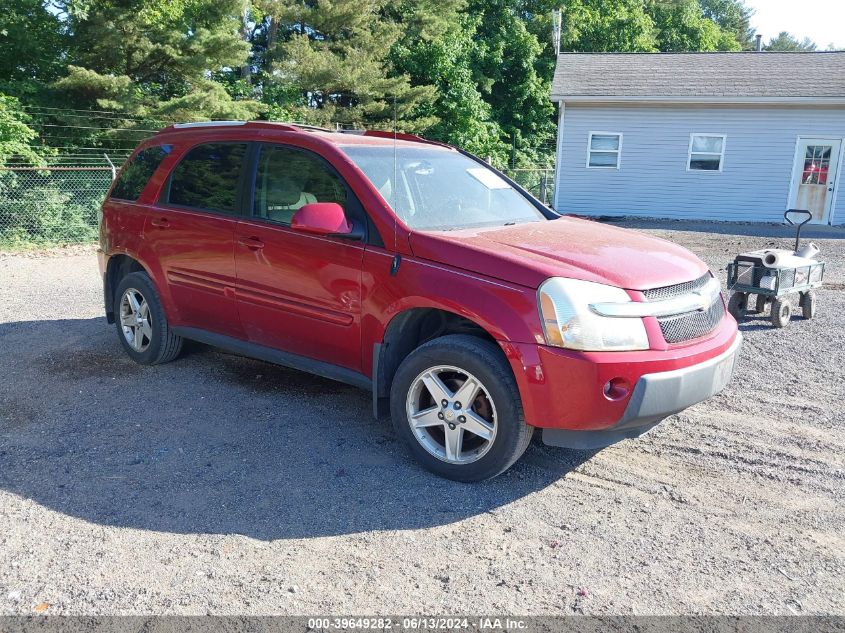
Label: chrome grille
xmin=657 ymin=299 xmax=725 ymax=344
xmin=643 ymin=273 xmax=711 ymax=302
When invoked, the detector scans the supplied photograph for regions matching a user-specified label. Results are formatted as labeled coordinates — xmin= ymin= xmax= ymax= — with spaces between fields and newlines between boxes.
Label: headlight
xmin=537 ymin=278 xmax=649 ymax=351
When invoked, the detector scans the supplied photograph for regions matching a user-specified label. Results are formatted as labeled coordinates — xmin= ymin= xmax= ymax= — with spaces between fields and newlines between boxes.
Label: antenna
xmin=552 ymin=9 xmax=562 ymax=56
xmin=390 ymin=93 xmax=399 ymax=257
xmin=391 ymin=94 xmax=401 ymax=274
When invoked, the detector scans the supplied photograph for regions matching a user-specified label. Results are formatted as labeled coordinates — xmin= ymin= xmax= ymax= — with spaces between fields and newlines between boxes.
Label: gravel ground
xmin=0 ymin=220 xmax=843 ymax=616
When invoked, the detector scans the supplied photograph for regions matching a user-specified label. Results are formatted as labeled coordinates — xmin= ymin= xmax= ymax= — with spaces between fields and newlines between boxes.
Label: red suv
xmin=99 ymin=121 xmax=741 ymax=481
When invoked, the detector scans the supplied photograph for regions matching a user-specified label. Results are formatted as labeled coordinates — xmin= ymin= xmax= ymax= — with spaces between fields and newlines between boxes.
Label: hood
xmin=409 ymin=216 xmax=709 ymax=290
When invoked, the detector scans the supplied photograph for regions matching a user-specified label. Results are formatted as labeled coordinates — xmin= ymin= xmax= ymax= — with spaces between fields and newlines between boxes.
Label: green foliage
xmin=0 ymin=0 xmax=65 ymax=98
xmin=698 ymin=0 xmax=755 ymax=49
xmin=650 ymin=0 xmax=741 ymax=51
xmin=765 ymin=32 xmax=818 ymax=52
xmin=393 ymin=15 xmax=508 ymax=162
xmin=556 ymin=0 xmax=656 ymax=52
xmin=467 ymin=0 xmax=556 ymax=166
xmin=0 ymin=95 xmax=45 ymax=165
xmin=55 ymin=0 xmax=261 ymax=120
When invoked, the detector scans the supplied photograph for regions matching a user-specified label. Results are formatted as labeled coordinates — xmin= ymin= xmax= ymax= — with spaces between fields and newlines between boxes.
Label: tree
xmin=254 ymin=0 xmax=457 ymax=131
xmin=649 ymin=0 xmax=741 ymax=51
xmin=559 ymin=0 xmax=658 ymax=53
xmin=54 ymin=0 xmax=260 ymax=121
xmin=393 ymin=14 xmax=509 ymax=162
xmin=0 ymin=0 xmax=65 ymax=99
xmin=698 ymin=0 xmax=755 ymax=49
xmin=464 ymin=0 xmax=556 ymax=166
xmin=765 ymin=31 xmax=818 ymax=52
xmin=0 ymin=94 xmax=44 ymax=164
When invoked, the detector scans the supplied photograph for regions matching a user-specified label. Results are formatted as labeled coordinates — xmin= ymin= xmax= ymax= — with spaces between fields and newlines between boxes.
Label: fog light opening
xmin=603 ymin=378 xmax=631 ymax=401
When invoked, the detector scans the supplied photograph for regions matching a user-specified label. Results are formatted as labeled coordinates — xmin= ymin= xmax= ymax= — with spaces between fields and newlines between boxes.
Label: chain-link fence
xmin=504 ymin=168 xmax=555 ymax=206
xmin=0 ymin=166 xmax=115 ymax=248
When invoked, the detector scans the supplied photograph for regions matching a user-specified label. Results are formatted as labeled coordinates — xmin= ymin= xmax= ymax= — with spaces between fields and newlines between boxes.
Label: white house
xmin=550 ymin=52 xmax=845 ymax=225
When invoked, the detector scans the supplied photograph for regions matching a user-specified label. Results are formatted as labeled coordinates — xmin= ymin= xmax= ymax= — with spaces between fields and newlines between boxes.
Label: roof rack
xmin=171 ymin=121 xmax=248 ymax=128
xmin=166 ymin=120 xmax=300 ymax=132
xmin=161 ymin=121 xmax=448 ymax=147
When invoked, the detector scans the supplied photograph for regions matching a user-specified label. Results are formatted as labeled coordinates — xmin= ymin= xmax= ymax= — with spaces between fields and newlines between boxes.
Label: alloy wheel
xmin=405 ymin=365 xmax=498 ymax=464
xmin=119 ymin=288 xmax=153 ymax=352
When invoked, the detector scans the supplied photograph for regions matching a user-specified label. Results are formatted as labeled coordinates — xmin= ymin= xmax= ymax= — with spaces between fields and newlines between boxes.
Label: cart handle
xmin=784 ymin=209 xmax=812 ymax=252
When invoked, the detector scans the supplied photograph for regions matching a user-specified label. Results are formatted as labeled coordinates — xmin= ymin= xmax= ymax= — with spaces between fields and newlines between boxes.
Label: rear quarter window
xmin=110 ymin=145 xmax=172 ymax=201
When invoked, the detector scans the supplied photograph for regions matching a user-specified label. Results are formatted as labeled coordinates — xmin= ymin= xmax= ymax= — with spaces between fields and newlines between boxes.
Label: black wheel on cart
xmin=753 ymin=295 xmax=769 ymax=314
xmin=800 ymin=290 xmax=817 ymax=320
xmin=771 ymin=297 xmax=792 ymax=328
xmin=728 ymin=292 xmax=748 ymax=321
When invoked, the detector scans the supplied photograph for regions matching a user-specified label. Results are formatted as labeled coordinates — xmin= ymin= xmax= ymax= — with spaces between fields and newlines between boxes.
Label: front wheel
xmin=389 ymin=334 xmax=533 ymax=482
xmin=728 ymin=292 xmax=748 ymax=321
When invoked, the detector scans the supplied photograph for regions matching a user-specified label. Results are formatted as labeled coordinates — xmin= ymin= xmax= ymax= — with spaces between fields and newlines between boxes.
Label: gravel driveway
xmin=0 ymin=222 xmax=843 ymax=615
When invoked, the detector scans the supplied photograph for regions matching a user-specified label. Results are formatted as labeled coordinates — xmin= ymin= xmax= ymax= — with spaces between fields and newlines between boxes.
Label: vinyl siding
xmin=554 ymin=104 xmax=845 ymax=225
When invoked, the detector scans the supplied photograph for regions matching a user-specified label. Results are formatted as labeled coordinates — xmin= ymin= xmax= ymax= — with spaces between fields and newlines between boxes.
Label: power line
xmin=37 ymin=124 xmax=161 ymax=132
xmin=22 ymin=108 xmax=173 ymax=125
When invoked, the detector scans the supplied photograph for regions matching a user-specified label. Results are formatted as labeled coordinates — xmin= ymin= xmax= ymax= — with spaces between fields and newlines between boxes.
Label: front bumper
xmin=542 ymin=332 xmax=742 ymax=448
xmin=499 ymin=317 xmax=741 ymax=447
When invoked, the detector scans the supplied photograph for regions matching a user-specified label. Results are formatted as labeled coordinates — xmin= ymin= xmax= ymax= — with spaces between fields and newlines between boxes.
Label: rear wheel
xmin=389 ymin=334 xmax=533 ymax=482
xmin=770 ymin=297 xmax=792 ymax=329
xmin=728 ymin=292 xmax=748 ymax=321
xmin=114 ymin=272 xmax=183 ymax=365
xmin=753 ymin=294 xmax=769 ymax=314
xmin=800 ymin=290 xmax=817 ymax=320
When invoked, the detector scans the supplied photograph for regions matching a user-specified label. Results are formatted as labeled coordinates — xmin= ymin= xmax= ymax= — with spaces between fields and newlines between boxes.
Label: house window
xmin=688 ymin=134 xmax=725 ymax=172
xmin=587 ymin=132 xmax=622 ymax=169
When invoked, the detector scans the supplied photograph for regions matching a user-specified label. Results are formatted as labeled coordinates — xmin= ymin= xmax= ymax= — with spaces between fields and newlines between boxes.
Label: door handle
xmin=238 ymin=236 xmax=264 ymax=250
xmin=150 ymin=217 xmax=170 ymax=228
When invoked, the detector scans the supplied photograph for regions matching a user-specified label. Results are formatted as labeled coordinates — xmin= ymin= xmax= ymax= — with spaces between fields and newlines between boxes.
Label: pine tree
xmin=255 ymin=0 xmax=456 ymax=131
xmin=54 ymin=0 xmax=260 ymax=122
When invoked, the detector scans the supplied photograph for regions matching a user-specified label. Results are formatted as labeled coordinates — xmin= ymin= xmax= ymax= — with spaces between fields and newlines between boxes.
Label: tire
xmin=770 ymin=297 xmax=792 ymax=329
xmin=800 ymin=290 xmax=817 ymax=320
xmin=389 ymin=334 xmax=533 ymax=482
xmin=114 ymin=271 xmax=183 ymax=365
xmin=728 ymin=292 xmax=748 ymax=321
xmin=753 ymin=295 xmax=769 ymax=314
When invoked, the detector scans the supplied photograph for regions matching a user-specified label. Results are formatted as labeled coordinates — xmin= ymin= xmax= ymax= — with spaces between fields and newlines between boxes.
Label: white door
xmin=789 ymin=138 xmax=841 ymax=224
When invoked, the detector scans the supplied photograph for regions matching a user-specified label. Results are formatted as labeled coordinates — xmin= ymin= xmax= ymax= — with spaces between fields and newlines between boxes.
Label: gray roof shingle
xmin=551 ymin=52 xmax=845 ymax=101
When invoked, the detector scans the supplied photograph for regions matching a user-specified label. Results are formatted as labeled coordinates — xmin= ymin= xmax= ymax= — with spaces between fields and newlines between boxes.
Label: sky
xmin=744 ymin=0 xmax=845 ymax=49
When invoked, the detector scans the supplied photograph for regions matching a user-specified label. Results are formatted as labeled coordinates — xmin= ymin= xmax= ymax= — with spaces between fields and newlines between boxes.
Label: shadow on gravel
xmin=0 ymin=318 xmax=591 ymax=540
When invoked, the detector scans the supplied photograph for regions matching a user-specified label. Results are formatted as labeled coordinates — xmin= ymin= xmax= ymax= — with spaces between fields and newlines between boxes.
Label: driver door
xmin=233 ymin=143 xmax=366 ymax=371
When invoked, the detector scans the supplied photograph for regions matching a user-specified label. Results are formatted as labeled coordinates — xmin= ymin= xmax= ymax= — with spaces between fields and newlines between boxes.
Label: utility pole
xmin=552 ymin=9 xmax=562 ymax=56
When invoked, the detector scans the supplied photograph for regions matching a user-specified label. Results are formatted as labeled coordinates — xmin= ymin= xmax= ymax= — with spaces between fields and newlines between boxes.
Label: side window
xmin=253 ymin=145 xmax=347 ymax=225
xmin=688 ymin=134 xmax=725 ymax=172
xmin=587 ymin=132 xmax=622 ymax=169
xmin=167 ymin=143 xmax=248 ymax=214
xmin=110 ymin=145 xmax=172 ymax=201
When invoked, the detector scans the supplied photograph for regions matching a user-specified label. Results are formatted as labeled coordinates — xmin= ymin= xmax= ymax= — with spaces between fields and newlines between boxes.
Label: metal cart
xmin=726 ymin=210 xmax=825 ymax=328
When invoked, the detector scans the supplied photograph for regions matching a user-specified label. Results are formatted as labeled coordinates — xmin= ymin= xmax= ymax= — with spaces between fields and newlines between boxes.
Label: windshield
xmin=341 ymin=146 xmax=546 ymax=231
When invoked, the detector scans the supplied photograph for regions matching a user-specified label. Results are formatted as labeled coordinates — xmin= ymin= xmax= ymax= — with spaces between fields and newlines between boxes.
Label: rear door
xmin=148 ymin=141 xmax=249 ymax=338
xmin=234 ymin=143 xmax=366 ymax=371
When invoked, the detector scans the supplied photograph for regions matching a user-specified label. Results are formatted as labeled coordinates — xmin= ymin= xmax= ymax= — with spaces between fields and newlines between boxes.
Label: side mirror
xmin=291 ymin=202 xmax=353 ymax=236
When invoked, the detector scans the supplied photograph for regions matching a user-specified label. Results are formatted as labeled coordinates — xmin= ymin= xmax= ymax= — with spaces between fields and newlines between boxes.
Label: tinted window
xmin=168 ymin=143 xmax=248 ymax=213
xmin=110 ymin=145 xmax=172 ymax=201
xmin=254 ymin=145 xmax=347 ymax=225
